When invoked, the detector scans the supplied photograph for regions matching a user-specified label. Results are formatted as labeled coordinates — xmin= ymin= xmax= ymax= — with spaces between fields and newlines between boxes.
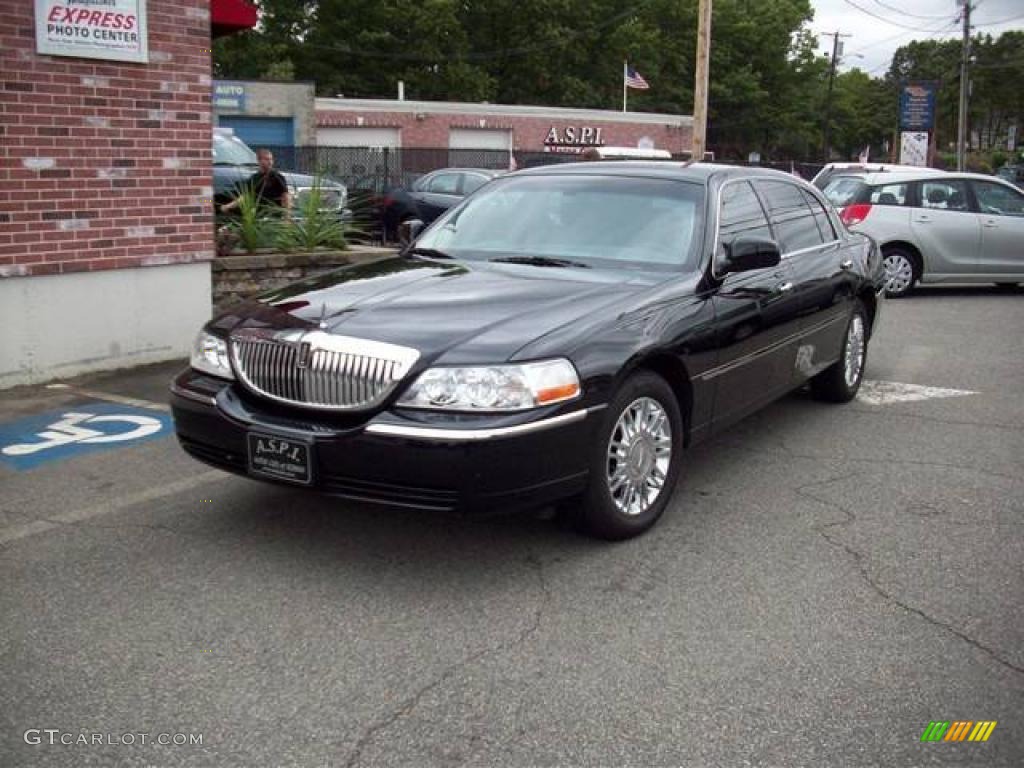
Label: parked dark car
xmin=382 ymin=168 xmax=501 ymax=240
xmin=212 ymin=129 xmax=350 ymax=220
xmin=171 ymin=162 xmax=885 ymax=539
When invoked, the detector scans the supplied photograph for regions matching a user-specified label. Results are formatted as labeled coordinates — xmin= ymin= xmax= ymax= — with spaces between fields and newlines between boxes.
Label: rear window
xmin=868 ymin=183 xmax=909 ymax=206
xmin=822 ymin=176 xmax=866 ymax=207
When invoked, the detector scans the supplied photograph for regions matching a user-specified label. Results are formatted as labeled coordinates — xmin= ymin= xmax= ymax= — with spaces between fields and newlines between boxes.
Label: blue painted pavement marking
xmin=0 ymin=401 xmax=173 ymax=471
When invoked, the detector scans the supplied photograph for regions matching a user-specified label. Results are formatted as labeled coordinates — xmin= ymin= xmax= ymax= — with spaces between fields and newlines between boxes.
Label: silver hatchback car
xmin=822 ymin=171 xmax=1024 ymax=296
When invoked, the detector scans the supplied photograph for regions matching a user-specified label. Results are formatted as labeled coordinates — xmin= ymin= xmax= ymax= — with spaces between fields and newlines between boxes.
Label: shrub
xmin=221 ymin=186 xmax=283 ymax=253
xmin=276 ymin=175 xmax=350 ymax=252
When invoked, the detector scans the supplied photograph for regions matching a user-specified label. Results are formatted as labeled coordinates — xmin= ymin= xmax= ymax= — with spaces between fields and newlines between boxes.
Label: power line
xmin=974 ymin=12 xmax=1024 ymax=27
xmin=841 ymin=0 xmax=954 ymax=32
xmin=870 ymin=0 xmax=951 ymax=22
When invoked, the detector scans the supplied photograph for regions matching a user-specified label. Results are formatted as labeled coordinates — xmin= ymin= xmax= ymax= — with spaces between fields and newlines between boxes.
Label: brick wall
xmin=0 ymin=0 xmax=214 ymax=279
xmin=317 ymin=108 xmax=692 ymax=154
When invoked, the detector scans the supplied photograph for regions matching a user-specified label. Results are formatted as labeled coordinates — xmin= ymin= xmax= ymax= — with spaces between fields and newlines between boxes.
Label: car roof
xmin=425 ymin=167 xmax=501 ymax=176
xmin=512 ymin=161 xmax=807 ymax=185
xmin=858 ymin=170 xmax=1008 ymax=184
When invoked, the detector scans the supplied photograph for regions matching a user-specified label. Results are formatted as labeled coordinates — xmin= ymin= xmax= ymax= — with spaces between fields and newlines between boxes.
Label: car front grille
xmin=229 ymin=329 xmax=420 ymax=411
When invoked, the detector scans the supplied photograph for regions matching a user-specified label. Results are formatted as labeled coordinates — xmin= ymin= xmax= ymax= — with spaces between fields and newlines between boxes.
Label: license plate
xmin=247 ymin=432 xmax=313 ymax=485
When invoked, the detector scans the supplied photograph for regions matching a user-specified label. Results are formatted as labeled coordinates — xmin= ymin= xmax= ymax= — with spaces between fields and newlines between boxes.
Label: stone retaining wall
xmin=212 ymin=246 xmax=397 ymax=309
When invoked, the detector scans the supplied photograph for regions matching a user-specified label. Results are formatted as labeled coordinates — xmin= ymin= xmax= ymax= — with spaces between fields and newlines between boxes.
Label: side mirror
xmin=721 ymin=237 xmax=781 ymax=274
xmin=398 ymin=218 xmax=425 ymax=245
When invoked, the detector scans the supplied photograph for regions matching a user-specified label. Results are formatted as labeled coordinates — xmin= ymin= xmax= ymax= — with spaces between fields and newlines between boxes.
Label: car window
xmin=461 ymin=174 xmax=490 ymax=195
xmin=919 ymin=180 xmax=970 ymax=212
xmin=416 ymin=175 xmax=705 ymax=271
xmin=868 ymin=182 xmax=909 ymax=206
xmin=800 ymin=189 xmax=837 ymax=242
xmin=755 ymin=180 xmax=826 ymax=253
xmin=425 ymin=173 xmax=461 ymax=195
xmin=716 ymin=181 xmax=772 ymax=261
xmin=821 ymin=176 xmax=866 ymax=206
xmin=971 ymin=181 xmax=1024 ymax=217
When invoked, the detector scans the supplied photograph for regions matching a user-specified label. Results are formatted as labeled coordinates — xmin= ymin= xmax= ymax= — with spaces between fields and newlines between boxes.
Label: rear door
xmin=412 ymin=172 xmax=463 ymax=222
xmin=969 ymin=179 xmax=1024 ymax=277
xmin=910 ymin=178 xmax=981 ymax=275
xmin=708 ymin=180 xmax=802 ymax=430
xmin=754 ymin=179 xmax=853 ymax=384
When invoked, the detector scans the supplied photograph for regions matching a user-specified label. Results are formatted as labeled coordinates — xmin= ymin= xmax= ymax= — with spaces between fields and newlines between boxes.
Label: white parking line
xmin=0 ymin=470 xmax=225 ymax=546
xmin=45 ymin=383 xmax=171 ymax=413
xmin=857 ymin=380 xmax=977 ymax=406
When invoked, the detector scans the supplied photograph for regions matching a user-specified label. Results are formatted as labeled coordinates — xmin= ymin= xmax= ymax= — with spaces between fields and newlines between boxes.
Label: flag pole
xmin=623 ymin=60 xmax=627 ymax=113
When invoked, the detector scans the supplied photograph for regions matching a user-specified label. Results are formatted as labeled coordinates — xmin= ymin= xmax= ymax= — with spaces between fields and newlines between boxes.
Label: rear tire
xmin=574 ymin=371 xmax=684 ymax=541
xmin=810 ymin=300 xmax=868 ymax=403
xmin=881 ymin=247 xmax=919 ymax=298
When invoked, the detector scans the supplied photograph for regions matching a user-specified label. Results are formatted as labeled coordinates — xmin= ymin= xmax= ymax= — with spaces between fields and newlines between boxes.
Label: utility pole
xmin=691 ymin=0 xmax=712 ymax=161
xmin=821 ymin=31 xmax=851 ymax=163
xmin=956 ymin=1 xmax=972 ymax=171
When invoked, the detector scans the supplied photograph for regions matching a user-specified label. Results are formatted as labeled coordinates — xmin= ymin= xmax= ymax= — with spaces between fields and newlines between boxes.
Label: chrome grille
xmin=230 ymin=329 xmax=420 ymax=411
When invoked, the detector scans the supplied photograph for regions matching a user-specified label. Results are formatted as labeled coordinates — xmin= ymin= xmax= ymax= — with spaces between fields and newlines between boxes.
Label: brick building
xmin=317 ymin=98 xmax=693 ymax=155
xmin=0 ymin=0 xmax=255 ymax=389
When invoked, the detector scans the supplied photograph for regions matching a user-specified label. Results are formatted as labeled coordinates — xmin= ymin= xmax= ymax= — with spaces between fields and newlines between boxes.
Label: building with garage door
xmin=0 ymin=0 xmax=256 ymax=389
xmin=315 ymin=98 xmax=693 ymax=157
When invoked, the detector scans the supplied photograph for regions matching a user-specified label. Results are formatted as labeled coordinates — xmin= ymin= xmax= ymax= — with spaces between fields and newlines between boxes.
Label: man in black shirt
xmin=220 ymin=148 xmax=290 ymax=214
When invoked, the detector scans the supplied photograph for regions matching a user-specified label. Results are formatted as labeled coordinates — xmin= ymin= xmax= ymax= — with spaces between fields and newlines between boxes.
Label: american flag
xmin=624 ymin=64 xmax=649 ymax=90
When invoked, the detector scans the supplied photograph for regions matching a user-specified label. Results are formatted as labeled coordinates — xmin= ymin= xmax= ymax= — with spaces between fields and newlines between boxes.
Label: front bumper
xmin=170 ymin=369 xmax=600 ymax=514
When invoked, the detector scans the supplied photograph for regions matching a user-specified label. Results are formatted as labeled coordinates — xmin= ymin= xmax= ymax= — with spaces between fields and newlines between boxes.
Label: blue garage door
xmin=218 ymin=116 xmax=294 ymax=148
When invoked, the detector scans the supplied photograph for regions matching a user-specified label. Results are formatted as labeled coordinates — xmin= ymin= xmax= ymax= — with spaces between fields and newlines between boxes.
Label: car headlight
xmin=190 ymin=330 xmax=234 ymax=380
xmin=397 ymin=359 xmax=580 ymax=411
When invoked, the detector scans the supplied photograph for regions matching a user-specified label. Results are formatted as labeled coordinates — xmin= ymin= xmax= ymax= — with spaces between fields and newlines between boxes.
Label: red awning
xmin=211 ymin=0 xmax=258 ymax=38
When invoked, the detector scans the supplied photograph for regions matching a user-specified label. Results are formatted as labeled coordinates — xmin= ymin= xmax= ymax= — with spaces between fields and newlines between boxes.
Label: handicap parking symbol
xmin=0 ymin=402 xmax=173 ymax=471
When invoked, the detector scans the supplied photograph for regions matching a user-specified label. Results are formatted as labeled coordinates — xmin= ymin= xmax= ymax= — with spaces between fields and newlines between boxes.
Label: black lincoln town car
xmin=171 ymin=162 xmax=885 ymax=539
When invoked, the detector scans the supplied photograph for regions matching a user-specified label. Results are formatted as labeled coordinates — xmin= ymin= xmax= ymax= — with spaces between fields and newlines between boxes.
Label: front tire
xmin=810 ymin=300 xmax=868 ymax=403
xmin=576 ymin=371 xmax=684 ymax=540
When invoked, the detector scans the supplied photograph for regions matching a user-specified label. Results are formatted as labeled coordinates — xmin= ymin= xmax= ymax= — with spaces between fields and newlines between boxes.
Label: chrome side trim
xmin=364 ymin=407 xmax=598 ymax=442
xmin=697 ymin=311 xmax=847 ymax=381
xmin=169 ymin=380 xmax=217 ymax=406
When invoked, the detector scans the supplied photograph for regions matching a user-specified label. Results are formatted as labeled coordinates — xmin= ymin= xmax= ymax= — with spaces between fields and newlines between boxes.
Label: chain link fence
xmin=260 ymin=145 xmax=826 ymax=190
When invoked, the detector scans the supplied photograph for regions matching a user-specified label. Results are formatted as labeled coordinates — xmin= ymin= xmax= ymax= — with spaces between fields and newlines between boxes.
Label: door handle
xmin=775 ymin=281 xmax=794 ymax=294
xmin=983 ymin=220 xmax=999 ymax=228
xmin=840 ymin=259 xmax=853 ymax=271
xmin=915 ymin=215 xmax=932 ymax=223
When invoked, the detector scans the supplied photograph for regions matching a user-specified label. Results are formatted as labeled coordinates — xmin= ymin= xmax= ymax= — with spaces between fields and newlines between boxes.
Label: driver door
xmin=709 ymin=180 xmax=801 ymax=431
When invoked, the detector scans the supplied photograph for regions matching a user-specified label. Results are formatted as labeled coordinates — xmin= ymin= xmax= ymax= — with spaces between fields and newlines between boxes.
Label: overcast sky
xmin=810 ymin=0 xmax=1024 ymax=76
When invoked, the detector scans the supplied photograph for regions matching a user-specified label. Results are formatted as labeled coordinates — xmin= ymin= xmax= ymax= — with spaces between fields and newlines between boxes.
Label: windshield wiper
xmin=406 ymin=246 xmax=453 ymax=259
xmin=490 ymin=255 xmax=590 ymax=268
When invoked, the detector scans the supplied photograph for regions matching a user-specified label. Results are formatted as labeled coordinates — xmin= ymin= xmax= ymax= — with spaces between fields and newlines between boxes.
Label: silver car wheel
xmin=844 ymin=314 xmax=866 ymax=388
xmin=606 ymin=397 xmax=672 ymax=517
xmin=883 ymin=252 xmax=914 ymax=294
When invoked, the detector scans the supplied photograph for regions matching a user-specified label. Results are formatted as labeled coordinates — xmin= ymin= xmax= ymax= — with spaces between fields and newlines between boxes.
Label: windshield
xmin=822 ymin=176 xmax=867 ymax=206
xmin=415 ymin=175 xmax=705 ymax=271
xmin=212 ymin=132 xmax=258 ymax=166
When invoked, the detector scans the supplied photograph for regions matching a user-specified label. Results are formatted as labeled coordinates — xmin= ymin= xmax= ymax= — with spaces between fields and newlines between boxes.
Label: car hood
xmin=215 ymin=256 xmax=674 ymax=365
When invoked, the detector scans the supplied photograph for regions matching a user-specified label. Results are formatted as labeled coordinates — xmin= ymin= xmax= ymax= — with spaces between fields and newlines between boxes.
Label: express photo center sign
xmin=35 ymin=0 xmax=148 ymax=63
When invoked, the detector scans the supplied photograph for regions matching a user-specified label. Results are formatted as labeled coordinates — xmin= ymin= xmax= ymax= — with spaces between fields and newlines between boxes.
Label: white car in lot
xmin=822 ymin=171 xmax=1024 ymax=296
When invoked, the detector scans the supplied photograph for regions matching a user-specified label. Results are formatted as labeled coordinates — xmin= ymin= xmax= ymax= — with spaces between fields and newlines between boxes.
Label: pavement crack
xmin=795 ymin=473 xmax=1024 ymax=679
xmin=343 ymin=550 xmax=551 ymax=768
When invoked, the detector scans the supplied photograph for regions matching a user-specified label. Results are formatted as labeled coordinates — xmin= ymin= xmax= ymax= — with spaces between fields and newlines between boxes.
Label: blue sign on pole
xmin=899 ymin=81 xmax=938 ymax=131
xmin=213 ymin=80 xmax=247 ymax=111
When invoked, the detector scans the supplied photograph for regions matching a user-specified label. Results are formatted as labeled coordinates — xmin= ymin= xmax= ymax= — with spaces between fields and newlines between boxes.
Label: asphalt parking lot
xmin=1 ymin=286 xmax=1022 ymax=768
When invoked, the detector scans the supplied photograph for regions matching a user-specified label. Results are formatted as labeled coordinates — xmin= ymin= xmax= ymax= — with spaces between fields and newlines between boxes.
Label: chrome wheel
xmin=844 ymin=314 xmax=866 ymax=388
xmin=606 ymin=397 xmax=672 ymax=517
xmin=883 ymin=252 xmax=914 ymax=295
